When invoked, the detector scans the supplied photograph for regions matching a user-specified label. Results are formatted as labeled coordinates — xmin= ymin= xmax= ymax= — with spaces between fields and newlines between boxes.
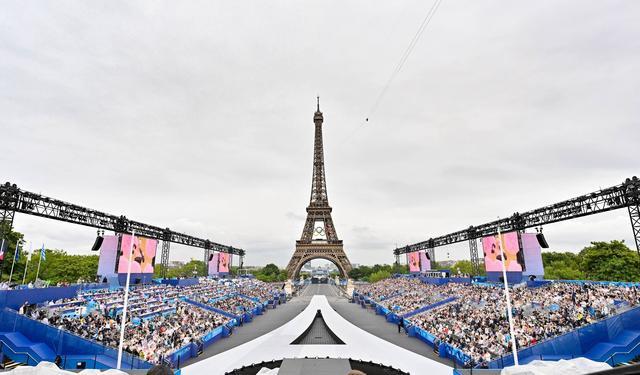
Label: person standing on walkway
xmin=397 ymin=319 xmax=404 ymax=334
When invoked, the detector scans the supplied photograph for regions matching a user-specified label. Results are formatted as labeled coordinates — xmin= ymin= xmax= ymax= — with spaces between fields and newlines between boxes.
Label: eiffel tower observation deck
xmin=285 ymin=98 xmax=352 ymax=279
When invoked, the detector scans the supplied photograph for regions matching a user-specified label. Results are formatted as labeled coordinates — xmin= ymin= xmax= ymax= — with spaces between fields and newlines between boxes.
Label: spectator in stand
xmin=408 ymin=282 xmax=640 ymax=366
xmin=28 ymin=277 xmax=281 ymax=364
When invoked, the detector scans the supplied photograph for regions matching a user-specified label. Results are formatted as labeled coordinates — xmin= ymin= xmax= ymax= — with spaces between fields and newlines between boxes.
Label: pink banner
xmin=482 ymin=231 xmax=522 ymax=272
xmin=118 ymin=235 xmax=157 ymax=274
xmin=419 ymin=251 xmax=431 ymax=272
xmin=218 ymin=252 xmax=230 ymax=273
xmin=208 ymin=253 xmax=219 ymax=275
xmin=407 ymin=251 xmax=420 ymax=273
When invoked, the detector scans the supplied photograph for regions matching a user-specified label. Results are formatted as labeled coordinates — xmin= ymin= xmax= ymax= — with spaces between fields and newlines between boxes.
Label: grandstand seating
xmin=353 ymin=276 xmax=640 ymax=368
xmin=0 ymin=278 xmax=287 ymax=369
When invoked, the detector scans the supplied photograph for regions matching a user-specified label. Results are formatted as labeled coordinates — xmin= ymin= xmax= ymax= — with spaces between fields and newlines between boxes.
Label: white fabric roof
xmin=183 ymin=295 xmax=452 ymax=375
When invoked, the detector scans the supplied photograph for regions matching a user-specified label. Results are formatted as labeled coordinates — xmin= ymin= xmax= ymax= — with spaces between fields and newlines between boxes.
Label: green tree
xmin=176 ymin=260 xmax=206 ymax=278
xmin=579 ymin=241 xmax=640 ymax=282
xmin=348 ymin=265 xmax=372 ymax=281
xmin=391 ymin=263 xmax=409 ymax=274
xmin=544 ymin=260 xmax=584 ymax=280
xmin=451 ymin=260 xmax=473 ymax=275
xmin=542 ymin=252 xmax=584 ymax=280
xmin=367 ymin=270 xmax=391 ymax=283
xmin=0 ymin=227 xmax=25 ymax=282
xmin=261 ymin=263 xmax=280 ymax=276
xmin=253 ymin=263 xmax=288 ymax=282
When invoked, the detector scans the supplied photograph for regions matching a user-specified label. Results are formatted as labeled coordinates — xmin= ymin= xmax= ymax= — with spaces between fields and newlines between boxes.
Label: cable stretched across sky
xmin=366 ymin=0 xmax=444 ymax=122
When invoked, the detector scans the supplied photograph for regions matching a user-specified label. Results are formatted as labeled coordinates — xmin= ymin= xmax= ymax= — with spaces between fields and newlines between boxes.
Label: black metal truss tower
xmin=0 ymin=207 xmax=15 ymax=240
xmin=0 ymin=182 xmax=244 ymax=279
xmin=394 ymin=176 xmax=640 ymax=275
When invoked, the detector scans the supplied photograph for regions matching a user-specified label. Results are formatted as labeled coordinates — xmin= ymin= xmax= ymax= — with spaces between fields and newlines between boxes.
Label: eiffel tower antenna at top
xmin=317 ymin=96 xmax=320 ymax=112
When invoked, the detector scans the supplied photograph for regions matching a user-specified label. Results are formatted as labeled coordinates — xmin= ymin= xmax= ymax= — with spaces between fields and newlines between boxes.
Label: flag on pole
xmin=14 ymin=241 xmax=20 ymax=261
xmin=40 ymin=244 xmax=46 ymax=261
xmin=0 ymin=239 xmax=6 ymax=261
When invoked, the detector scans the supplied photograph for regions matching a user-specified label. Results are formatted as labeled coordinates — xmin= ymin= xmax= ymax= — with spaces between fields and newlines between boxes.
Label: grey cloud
xmin=1 ymin=0 xmax=639 ymax=267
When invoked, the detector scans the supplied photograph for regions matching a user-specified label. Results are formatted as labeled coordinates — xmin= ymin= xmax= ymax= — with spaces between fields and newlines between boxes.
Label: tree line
xmin=347 ymin=240 xmax=640 ymax=283
xmin=1 ymin=224 xmax=638 ymax=284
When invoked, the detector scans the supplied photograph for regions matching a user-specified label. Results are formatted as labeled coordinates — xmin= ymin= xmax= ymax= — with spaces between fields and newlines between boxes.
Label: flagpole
xmin=8 ymin=240 xmax=21 ymax=283
xmin=0 ymin=238 xmax=5 ymax=279
xmin=117 ymin=230 xmax=135 ymax=370
xmin=22 ymin=257 xmax=29 ymax=284
xmin=36 ymin=244 xmax=44 ymax=282
xmin=496 ymin=221 xmax=519 ymax=366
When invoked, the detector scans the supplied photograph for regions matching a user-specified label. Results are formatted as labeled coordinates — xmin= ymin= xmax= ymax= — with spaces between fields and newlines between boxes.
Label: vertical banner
xmin=218 ymin=252 xmax=230 ymax=273
xmin=208 ymin=252 xmax=219 ymax=276
xmin=407 ymin=251 xmax=420 ymax=273
xmin=419 ymin=250 xmax=431 ymax=272
xmin=521 ymin=233 xmax=544 ymax=276
xmin=481 ymin=231 xmax=523 ymax=272
xmin=98 ymin=235 xmax=119 ymax=277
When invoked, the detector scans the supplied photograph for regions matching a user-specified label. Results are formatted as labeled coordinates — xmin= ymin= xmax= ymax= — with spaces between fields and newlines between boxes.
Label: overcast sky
xmin=1 ymin=1 xmax=639 ymax=267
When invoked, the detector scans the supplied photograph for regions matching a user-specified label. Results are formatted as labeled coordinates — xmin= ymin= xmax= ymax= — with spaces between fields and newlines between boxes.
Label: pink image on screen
xmin=218 ymin=252 xmax=229 ymax=273
xmin=408 ymin=251 xmax=420 ymax=272
xmin=208 ymin=253 xmax=219 ymax=275
xmin=482 ymin=232 xmax=522 ymax=272
xmin=118 ymin=235 xmax=157 ymax=274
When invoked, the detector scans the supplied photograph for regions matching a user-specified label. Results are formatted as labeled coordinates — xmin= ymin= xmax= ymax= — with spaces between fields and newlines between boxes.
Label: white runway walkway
xmin=183 ymin=295 xmax=452 ymax=375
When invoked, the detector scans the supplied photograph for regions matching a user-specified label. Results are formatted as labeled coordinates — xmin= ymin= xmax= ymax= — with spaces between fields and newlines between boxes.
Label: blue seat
xmin=0 ymin=331 xmax=56 ymax=363
xmin=584 ymin=329 xmax=640 ymax=361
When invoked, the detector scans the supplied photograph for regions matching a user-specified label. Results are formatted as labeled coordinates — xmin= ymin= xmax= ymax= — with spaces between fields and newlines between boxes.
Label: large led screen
xmin=97 ymin=235 xmax=119 ymax=277
xmin=118 ymin=235 xmax=158 ymax=274
xmin=208 ymin=253 xmax=219 ymax=276
xmin=482 ymin=231 xmax=523 ymax=272
xmin=419 ymin=251 xmax=431 ymax=272
xmin=407 ymin=251 xmax=420 ymax=273
xmin=521 ymin=233 xmax=544 ymax=276
xmin=218 ymin=252 xmax=230 ymax=273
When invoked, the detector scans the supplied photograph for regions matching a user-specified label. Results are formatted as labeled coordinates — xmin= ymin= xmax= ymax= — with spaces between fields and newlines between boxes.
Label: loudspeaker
xmin=536 ymin=233 xmax=549 ymax=248
xmin=91 ymin=236 xmax=104 ymax=251
xmin=208 ymin=253 xmax=214 ymax=261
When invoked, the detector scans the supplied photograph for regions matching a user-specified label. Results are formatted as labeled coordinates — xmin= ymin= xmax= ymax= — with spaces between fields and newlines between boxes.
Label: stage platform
xmin=278 ymin=358 xmax=351 ymax=375
xmin=183 ymin=294 xmax=452 ymax=375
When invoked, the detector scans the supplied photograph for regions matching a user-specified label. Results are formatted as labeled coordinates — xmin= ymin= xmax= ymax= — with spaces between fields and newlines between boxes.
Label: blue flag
xmin=14 ymin=241 xmax=20 ymax=261
xmin=41 ymin=244 xmax=46 ymax=261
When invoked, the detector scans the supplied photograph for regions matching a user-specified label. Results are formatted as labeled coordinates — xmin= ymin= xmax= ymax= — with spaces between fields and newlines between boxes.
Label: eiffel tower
xmin=285 ymin=98 xmax=352 ymax=278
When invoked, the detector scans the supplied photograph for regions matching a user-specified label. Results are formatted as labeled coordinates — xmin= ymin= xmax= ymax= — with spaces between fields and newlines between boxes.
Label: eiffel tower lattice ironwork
xmin=286 ymin=98 xmax=352 ymax=278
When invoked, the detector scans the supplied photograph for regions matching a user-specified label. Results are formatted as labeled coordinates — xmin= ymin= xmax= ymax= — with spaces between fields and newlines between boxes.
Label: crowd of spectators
xmin=22 ymin=277 xmax=282 ymax=364
xmin=355 ymin=277 xmax=640 ymax=367
xmin=354 ymin=278 xmax=418 ymax=301
xmin=407 ymin=282 xmax=640 ymax=366
xmin=210 ymin=296 xmax=258 ymax=315
xmin=30 ymin=300 xmax=227 ymax=363
xmin=381 ymin=282 xmax=465 ymax=315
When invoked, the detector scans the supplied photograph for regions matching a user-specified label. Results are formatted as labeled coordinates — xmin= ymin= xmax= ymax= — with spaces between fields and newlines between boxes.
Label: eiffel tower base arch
xmin=286 ymin=243 xmax=352 ymax=279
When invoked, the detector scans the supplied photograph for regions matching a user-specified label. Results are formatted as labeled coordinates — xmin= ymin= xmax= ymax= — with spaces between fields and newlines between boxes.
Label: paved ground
xmin=185 ymin=283 xmax=454 ymax=368
xmin=324 ymin=285 xmax=454 ymax=367
xmin=183 ymin=295 xmax=309 ymax=365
